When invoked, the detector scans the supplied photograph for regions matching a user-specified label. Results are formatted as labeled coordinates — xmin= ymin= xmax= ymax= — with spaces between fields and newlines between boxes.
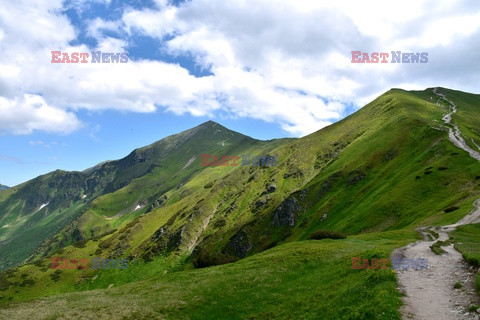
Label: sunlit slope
xmin=193 ymin=88 xmax=480 ymax=262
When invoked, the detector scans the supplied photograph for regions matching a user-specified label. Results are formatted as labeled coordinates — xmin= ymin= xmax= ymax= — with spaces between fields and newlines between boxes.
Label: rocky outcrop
xmin=223 ymin=229 xmax=252 ymax=258
xmin=273 ymin=197 xmax=301 ymax=227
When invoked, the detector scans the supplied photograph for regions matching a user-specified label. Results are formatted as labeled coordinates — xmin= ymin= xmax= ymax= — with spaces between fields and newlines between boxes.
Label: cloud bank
xmin=0 ymin=0 xmax=479 ymax=136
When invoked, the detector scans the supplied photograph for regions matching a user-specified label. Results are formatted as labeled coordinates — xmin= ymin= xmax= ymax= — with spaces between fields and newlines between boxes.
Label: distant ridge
xmin=0 ymin=184 xmax=9 ymax=191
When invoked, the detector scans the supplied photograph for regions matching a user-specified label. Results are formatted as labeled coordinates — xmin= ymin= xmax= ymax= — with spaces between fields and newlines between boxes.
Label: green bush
xmin=192 ymin=248 xmax=237 ymax=268
xmin=0 ymin=274 xmax=11 ymax=291
xmin=50 ymin=270 xmax=63 ymax=282
xmin=308 ymin=229 xmax=347 ymax=240
xmin=444 ymin=206 xmax=459 ymax=213
xmin=19 ymin=278 xmax=35 ymax=287
xmin=73 ymin=239 xmax=87 ymax=248
xmin=203 ymin=182 xmax=214 ymax=189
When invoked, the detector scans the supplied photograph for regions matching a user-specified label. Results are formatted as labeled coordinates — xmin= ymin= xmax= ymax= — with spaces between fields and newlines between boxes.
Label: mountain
xmin=0 ymin=120 xmax=282 ymax=270
xmin=0 ymin=184 xmax=8 ymax=191
xmin=0 ymin=87 xmax=479 ymax=319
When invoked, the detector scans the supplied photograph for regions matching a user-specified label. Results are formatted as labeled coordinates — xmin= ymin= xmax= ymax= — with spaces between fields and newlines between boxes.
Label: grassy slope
xmin=194 ymin=88 xmax=480 ymax=259
xmin=0 ymin=230 xmax=417 ymax=320
xmin=301 ymin=88 xmax=480 ymax=231
xmin=451 ymin=223 xmax=480 ymax=292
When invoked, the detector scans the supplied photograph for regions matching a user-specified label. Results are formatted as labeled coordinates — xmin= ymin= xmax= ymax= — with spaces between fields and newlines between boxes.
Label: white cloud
xmin=0 ymin=0 xmax=479 ymax=136
xmin=0 ymin=94 xmax=81 ymax=135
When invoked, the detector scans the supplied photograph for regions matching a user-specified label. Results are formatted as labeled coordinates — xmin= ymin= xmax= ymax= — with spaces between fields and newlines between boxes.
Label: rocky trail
xmin=394 ymin=88 xmax=480 ymax=319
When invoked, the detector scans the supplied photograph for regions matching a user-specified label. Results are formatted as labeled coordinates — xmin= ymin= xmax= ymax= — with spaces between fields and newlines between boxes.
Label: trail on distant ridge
xmin=395 ymin=88 xmax=480 ymax=320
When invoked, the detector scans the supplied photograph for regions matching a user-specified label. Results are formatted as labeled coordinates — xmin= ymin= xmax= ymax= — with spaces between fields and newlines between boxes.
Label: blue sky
xmin=1 ymin=0 xmax=479 ymax=187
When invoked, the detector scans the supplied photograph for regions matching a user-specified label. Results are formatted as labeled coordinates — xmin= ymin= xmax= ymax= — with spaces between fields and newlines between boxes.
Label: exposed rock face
xmin=146 ymin=195 xmax=167 ymax=213
xmin=273 ymin=197 xmax=301 ymax=227
xmin=255 ymin=199 xmax=267 ymax=208
xmin=283 ymin=170 xmax=304 ymax=179
xmin=166 ymin=228 xmax=184 ymax=252
xmin=267 ymin=184 xmax=276 ymax=193
xmin=223 ymin=229 xmax=252 ymax=258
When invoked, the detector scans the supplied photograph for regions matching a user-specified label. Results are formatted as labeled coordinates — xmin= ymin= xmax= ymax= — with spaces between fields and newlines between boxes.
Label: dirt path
xmin=395 ymin=88 xmax=480 ymax=320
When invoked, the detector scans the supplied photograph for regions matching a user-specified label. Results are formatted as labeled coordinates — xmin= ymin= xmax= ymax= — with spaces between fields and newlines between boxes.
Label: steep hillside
xmin=0 ymin=121 xmax=276 ymax=270
xmin=191 ymin=87 xmax=480 ymax=264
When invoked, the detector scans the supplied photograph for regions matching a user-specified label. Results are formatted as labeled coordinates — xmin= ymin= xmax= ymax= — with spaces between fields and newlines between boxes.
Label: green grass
xmin=451 ymin=223 xmax=480 ymax=266
xmin=0 ymin=230 xmax=417 ymax=319
xmin=451 ymin=223 xmax=480 ymax=293
xmin=430 ymin=240 xmax=451 ymax=255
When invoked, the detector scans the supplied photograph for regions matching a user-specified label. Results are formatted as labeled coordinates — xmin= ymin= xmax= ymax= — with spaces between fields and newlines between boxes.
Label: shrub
xmin=308 ymin=229 xmax=347 ymax=240
xmin=454 ymin=282 xmax=462 ymax=289
xmin=33 ymin=260 xmax=44 ymax=267
xmin=0 ymin=274 xmax=11 ymax=291
xmin=73 ymin=239 xmax=86 ymax=248
xmin=468 ymin=305 xmax=479 ymax=312
xmin=192 ymin=248 xmax=237 ymax=268
xmin=19 ymin=278 xmax=35 ymax=287
xmin=50 ymin=270 xmax=63 ymax=282
xmin=465 ymin=255 xmax=480 ymax=267
xmin=204 ymin=182 xmax=214 ymax=189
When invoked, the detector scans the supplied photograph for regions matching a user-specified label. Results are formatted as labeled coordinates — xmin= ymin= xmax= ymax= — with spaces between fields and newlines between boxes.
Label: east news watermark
xmin=351 ymin=51 xmax=428 ymax=63
xmin=51 ymin=51 xmax=128 ymax=63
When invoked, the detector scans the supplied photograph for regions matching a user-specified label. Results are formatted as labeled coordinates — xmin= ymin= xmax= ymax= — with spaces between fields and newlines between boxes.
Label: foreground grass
xmin=451 ymin=223 xmax=480 ymax=292
xmin=0 ymin=230 xmax=416 ymax=320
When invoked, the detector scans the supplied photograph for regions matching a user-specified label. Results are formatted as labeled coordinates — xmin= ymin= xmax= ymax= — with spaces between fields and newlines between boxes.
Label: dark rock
xmin=255 ymin=199 xmax=267 ymax=208
xmin=273 ymin=197 xmax=301 ymax=227
xmin=225 ymin=203 xmax=237 ymax=216
xmin=284 ymin=170 xmax=304 ymax=179
xmin=267 ymin=184 xmax=276 ymax=193
xmin=223 ymin=229 xmax=252 ymax=258
xmin=152 ymin=227 xmax=165 ymax=241
xmin=166 ymin=228 xmax=183 ymax=252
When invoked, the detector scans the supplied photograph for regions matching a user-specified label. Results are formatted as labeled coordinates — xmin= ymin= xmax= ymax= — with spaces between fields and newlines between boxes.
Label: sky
xmin=0 ymin=0 xmax=479 ymax=187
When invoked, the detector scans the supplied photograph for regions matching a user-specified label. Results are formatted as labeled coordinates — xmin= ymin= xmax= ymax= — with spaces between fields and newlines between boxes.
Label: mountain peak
xmin=0 ymin=184 xmax=9 ymax=191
